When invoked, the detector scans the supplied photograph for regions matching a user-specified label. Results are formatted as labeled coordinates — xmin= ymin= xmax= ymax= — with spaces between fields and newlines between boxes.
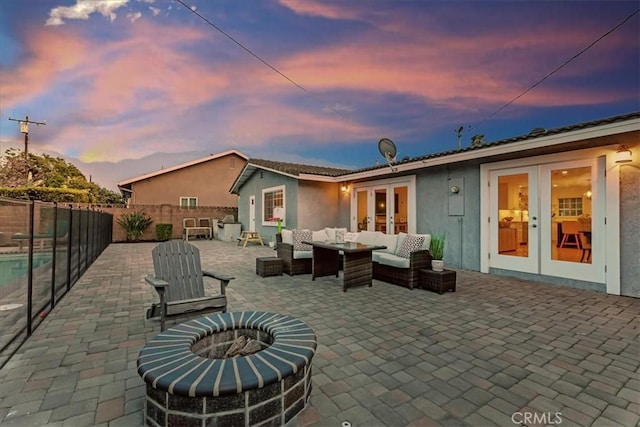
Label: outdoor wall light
xmin=615 ymin=145 xmax=632 ymax=164
xmin=450 ymin=185 xmax=460 ymax=194
xmin=340 ymin=184 xmax=349 ymax=193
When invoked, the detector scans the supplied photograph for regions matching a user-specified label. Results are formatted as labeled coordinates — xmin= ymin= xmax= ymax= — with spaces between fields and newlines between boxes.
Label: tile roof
xmin=230 ymin=111 xmax=639 ymax=192
xmin=248 ymin=158 xmax=352 ymax=177
xmin=353 ymin=111 xmax=640 ymax=174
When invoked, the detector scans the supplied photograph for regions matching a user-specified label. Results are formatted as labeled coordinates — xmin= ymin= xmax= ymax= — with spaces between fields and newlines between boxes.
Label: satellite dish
xmin=378 ymin=138 xmax=397 ymax=162
xmin=378 ymin=138 xmax=398 ymax=172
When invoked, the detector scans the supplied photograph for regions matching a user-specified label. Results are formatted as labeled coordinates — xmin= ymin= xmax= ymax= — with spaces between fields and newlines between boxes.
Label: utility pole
xmin=8 ymin=115 xmax=46 ymax=159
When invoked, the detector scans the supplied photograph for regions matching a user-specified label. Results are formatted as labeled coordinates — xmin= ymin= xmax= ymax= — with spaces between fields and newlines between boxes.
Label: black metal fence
xmin=0 ymin=197 xmax=112 ymax=369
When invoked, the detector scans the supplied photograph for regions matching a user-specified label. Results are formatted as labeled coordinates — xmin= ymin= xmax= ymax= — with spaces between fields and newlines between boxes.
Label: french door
xmin=488 ymin=158 xmax=605 ymax=283
xmin=352 ymin=177 xmax=415 ymax=234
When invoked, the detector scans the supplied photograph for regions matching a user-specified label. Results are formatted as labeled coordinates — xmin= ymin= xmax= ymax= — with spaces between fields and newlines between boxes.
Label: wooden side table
xmin=418 ymin=269 xmax=456 ymax=294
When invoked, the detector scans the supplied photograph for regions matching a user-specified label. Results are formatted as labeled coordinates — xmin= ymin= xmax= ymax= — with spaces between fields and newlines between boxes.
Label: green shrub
xmin=0 ymin=186 xmax=90 ymax=203
xmin=430 ymin=234 xmax=446 ymax=260
xmin=117 ymin=210 xmax=153 ymax=241
xmin=156 ymin=223 xmax=173 ymax=241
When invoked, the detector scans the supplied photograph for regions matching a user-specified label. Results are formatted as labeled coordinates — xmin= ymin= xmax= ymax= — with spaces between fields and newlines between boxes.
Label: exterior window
xmin=262 ymin=185 xmax=285 ymax=226
xmin=230 ymin=157 xmax=236 ymax=169
xmin=558 ymin=197 xmax=582 ymax=216
xmin=180 ymin=197 xmax=197 ymax=208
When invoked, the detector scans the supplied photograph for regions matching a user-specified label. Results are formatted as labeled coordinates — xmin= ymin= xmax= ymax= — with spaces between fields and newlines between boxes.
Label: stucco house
xmin=118 ymin=150 xmax=248 ymax=207
xmin=230 ymin=112 xmax=639 ymax=297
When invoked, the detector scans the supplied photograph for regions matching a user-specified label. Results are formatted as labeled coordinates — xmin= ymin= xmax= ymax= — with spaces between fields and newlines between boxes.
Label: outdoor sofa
xmin=276 ymin=229 xmax=432 ymax=289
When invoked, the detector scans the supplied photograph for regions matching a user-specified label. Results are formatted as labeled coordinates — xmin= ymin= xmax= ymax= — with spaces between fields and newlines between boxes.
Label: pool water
xmin=0 ymin=253 xmax=53 ymax=287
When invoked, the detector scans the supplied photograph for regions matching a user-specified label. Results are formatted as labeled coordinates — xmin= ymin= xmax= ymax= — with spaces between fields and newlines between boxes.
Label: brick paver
xmin=0 ymin=240 xmax=638 ymax=426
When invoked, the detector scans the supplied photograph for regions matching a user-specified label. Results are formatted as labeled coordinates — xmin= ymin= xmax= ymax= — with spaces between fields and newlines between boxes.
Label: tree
xmin=0 ymin=148 xmax=124 ymax=204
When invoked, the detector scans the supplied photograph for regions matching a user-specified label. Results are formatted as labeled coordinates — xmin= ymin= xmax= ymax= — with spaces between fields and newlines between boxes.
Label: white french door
xmin=488 ymin=158 xmax=605 ymax=283
xmin=351 ymin=176 xmax=415 ymax=234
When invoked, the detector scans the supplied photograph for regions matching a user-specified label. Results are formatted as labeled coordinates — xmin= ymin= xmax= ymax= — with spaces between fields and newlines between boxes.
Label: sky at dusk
xmin=1 ymin=0 xmax=639 ymax=190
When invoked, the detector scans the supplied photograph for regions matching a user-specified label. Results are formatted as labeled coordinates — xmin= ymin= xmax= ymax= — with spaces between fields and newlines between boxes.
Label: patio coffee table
xmin=303 ymin=241 xmax=386 ymax=292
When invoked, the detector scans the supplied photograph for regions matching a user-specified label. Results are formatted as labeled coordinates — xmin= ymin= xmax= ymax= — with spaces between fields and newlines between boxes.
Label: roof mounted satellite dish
xmin=378 ymin=138 xmax=398 ymax=172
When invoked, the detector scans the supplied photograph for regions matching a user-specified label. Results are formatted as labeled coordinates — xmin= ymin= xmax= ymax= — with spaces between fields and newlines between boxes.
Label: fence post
xmin=27 ymin=200 xmax=34 ymax=337
xmin=66 ymin=204 xmax=73 ymax=292
xmin=50 ymin=202 xmax=58 ymax=310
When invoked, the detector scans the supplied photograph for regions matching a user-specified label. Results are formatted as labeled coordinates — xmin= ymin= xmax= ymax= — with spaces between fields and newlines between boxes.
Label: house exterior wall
xmin=619 ymin=150 xmax=640 ymax=297
xmin=128 ymin=153 xmax=245 ymax=206
xmin=297 ymin=181 xmax=343 ymax=230
xmin=237 ymin=171 xmax=299 ymax=245
xmin=338 ymin=138 xmax=638 ymax=295
xmin=414 ymin=164 xmax=482 ymax=271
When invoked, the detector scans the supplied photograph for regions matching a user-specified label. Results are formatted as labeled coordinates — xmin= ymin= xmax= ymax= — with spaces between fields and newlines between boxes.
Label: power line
xmin=471 ymin=7 xmax=640 ymax=130
xmin=174 ymin=0 xmax=345 ymax=115
xmin=175 ymin=0 xmax=309 ymax=95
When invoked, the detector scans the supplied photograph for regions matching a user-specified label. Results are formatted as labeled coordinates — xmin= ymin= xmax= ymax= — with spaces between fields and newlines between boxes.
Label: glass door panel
xmin=497 ymin=173 xmax=529 ymax=257
xmin=490 ymin=167 xmax=538 ymax=274
xmin=356 ymin=190 xmax=369 ymax=231
xmin=550 ymin=165 xmax=592 ymax=263
xmin=540 ymin=158 xmax=604 ymax=283
xmin=374 ymin=188 xmax=387 ymax=233
xmin=393 ymin=186 xmax=408 ymax=234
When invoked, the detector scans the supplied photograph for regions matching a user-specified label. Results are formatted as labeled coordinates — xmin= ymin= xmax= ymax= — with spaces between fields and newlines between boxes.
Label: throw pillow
xmin=281 ymin=229 xmax=294 ymax=245
xmin=344 ymin=232 xmax=359 ymax=242
xmin=312 ymin=229 xmax=329 ymax=242
xmin=292 ymin=229 xmax=312 ymax=251
xmin=397 ymin=234 xmax=425 ymax=258
xmin=324 ymin=227 xmax=336 ymax=241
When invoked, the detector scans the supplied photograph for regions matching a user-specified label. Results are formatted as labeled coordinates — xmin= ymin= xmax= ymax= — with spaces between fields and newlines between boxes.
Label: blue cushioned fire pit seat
xmin=137 ymin=311 xmax=317 ymax=426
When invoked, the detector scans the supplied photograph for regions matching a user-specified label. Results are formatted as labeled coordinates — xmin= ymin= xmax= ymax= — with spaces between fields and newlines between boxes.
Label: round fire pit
xmin=137 ymin=311 xmax=316 ymax=426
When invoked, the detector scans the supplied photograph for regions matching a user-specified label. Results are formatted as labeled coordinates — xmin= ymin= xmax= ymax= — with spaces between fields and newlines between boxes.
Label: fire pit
xmin=137 ymin=311 xmax=316 ymax=426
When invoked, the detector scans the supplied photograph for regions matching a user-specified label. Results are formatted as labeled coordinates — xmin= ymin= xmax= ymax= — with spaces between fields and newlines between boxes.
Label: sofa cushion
xmin=312 ymin=229 xmax=329 ymax=242
xmin=375 ymin=252 xmax=411 ymax=268
xmin=281 ymin=229 xmax=293 ymax=245
xmin=375 ymin=233 xmax=398 ymax=253
xmin=397 ymin=234 xmax=425 ymax=258
xmin=293 ymin=250 xmax=313 ymax=259
xmin=292 ymin=229 xmax=312 ymax=251
xmin=357 ymin=231 xmax=382 ymax=246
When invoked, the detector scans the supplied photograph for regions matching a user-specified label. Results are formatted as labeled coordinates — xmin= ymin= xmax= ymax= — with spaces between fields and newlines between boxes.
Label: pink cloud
xmin=0 ymin=27 xmax=89 ymax=107
xmin=278 ymin=0 xmax=361 ymax=20
xmin=3 ymin=3 xmax=635 ymax=164
xmin=261 ymin=19 xmax=633 ymax=112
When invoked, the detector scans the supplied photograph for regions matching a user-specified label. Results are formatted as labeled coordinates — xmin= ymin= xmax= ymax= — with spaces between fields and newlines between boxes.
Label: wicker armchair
xmin=372 ymin=249 xmax=432 ymax=290
xmin=275 ymin=233 xmax=312 ymax=276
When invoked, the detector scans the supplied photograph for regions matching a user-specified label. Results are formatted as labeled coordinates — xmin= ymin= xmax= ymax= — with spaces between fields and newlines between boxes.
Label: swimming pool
xmin=0 ymin=253 xmax=53 ymax=287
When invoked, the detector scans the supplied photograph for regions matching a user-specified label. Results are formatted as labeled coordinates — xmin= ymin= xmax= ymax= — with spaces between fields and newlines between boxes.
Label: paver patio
xmin=0 ymin=240 xmax=638 ymax=426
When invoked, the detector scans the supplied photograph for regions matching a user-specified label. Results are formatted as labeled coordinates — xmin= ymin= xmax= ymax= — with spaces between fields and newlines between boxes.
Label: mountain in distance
xmin=53 ymin=150 xmax=213 ymax=192
xmin=33 ymin=148 xmax=359 ymax=193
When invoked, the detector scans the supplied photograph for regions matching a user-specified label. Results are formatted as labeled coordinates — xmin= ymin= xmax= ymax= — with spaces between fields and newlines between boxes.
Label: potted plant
xmin=430 ymin=233 xmax=446 ymax=271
